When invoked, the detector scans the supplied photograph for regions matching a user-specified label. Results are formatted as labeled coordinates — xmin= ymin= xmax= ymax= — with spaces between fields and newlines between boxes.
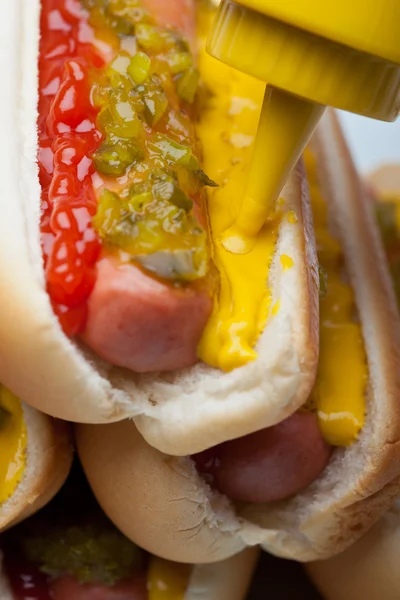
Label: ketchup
xmin=39 ymin=0 xmax=103 ymax=336
xmin=2 ymin=547 xmax=51 ymax=600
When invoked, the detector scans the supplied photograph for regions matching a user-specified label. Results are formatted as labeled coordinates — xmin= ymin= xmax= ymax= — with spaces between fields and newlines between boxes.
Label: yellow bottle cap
xmin=230 ymin=0 xmax=400 ymax=65
xmin=208 ymin=0 xmax=400 ymax=121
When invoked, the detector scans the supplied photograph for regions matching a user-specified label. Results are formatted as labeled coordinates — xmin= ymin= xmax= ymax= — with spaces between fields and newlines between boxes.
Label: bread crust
xmin=0 ymin=0 xmax=319 ymax=455
xmin=307 ymin=498 xmax=400 ymax=600
xmin=307 ymin=154 xmax=400 ymax=600
xmin=0 ymin=404 xmax=73 ymax=531
xmin=0 ymin=402 xmax=73 ymax=600
xmin=368 ymin=164 xmax=400 ymax=200
xmin=76 ymin=421 xmax=246 ymax=563
xmin=76 ymin=110 xmax=400 ymax=563
xmin=185 ymin=548 xmax=259 ymax=600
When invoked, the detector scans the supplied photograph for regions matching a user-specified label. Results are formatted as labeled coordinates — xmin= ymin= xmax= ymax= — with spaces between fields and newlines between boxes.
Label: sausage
xmin=82 ymin=258 xmax=212 ymax=372
xmin=142 ymin=0 xmax=196 ymax=42
xmin=193 ymin=412 xmax=332 ymax=503
xmin=51 ymin=575 xmax=148 ymax=600
xmin=77 ymin=0 xmax=212 ymax=372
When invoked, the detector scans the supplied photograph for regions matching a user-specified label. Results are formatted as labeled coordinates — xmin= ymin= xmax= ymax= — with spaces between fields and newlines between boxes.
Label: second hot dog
xmin=75 ymin=110 xmax=400 ymax=565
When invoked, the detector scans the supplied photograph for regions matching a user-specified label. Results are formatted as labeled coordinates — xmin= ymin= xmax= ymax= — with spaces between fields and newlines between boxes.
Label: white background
xmin=338 ymin=111 xmax=400 ymax=175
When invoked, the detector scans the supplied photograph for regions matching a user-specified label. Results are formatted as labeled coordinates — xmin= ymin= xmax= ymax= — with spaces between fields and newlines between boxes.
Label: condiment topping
xmin=2 ymin=552 xmax=51 ymax=600
xmin=39 ymin=0 xmax=212 ymax=336
xmin=1 ymin=462 xmax=145 ymax=598
xmin=148 ymin=558 xmax=191 ymax=600
xmin=1 ymin=462 xmax=191 ymax=600
xmin=21 ymin=519 xmax=143 ymax=586
xmin=39 ymin=0 xmax=103 ymax=336
xmin=304 ymin=148 xmax=367 ymax=446
xmin=0 ymin=387 xmax=27 ymax=504
xmin=196 ymin=6 xmax=283 ymax=371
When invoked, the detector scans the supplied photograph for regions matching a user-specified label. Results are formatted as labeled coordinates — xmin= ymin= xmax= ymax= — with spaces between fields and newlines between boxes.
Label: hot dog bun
xmin=0 ymin=400 xmax=72 ymax=532
xmin=306 ymin=165 xmax=400 ymax=600
xmin=368 ymin=164 xmax=400 ymax=201
xmin=0 ymin=0 xmax=318 ymax=456
xmin=76 ymin=109 xmax=400 ymax=564
xmin=0 ymin=547 xmax=259 ymax=600
xmin=184 ymin=548 xmax=259 ymax=600
xmin=306 ymin=500 xmax=400 ymax=600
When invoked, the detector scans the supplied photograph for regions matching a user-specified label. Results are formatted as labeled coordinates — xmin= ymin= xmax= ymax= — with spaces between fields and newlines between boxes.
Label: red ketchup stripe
xmin=39 ymin=0 xmax=103 ymax=336
xmin=2 ymin=549 xmax=51 ymax=600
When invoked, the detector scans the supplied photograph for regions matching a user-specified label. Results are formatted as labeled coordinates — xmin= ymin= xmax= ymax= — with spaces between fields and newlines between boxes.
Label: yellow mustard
xmin=0 ymin=386 xmax=27 ymax=503
xmin=148 ymin=556 xmax=191 ymax=600
xmin=196 ymin=7 xmax=285 ymax=371
xmin=304 ymin=149 xmax=367 ymax=446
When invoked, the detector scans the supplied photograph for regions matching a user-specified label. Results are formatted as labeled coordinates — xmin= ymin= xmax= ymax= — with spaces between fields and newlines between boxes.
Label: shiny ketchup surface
xmin=3 ymin=552 xmax=51 ymax=600
xmin=39 ymin=0 xmax=103 ymax=336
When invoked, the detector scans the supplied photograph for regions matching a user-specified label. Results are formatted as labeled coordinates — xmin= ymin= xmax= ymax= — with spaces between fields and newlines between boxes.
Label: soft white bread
xmin=306 ymin=500 xmax=400 ymax=600
xmin=0 ymin=402 xmax=73 ymax=531
xmin=0 ymin=0 xmax=318 ymax=455
xmin=76 ymin=109 xmax=400 ymax=564
xmin=0 ymin=548 xmax=259 ymax=600
xmin=77 ymin=421 xmax=247 ymax=564
xmin=185 ymin=548 xmax=259 ymax=600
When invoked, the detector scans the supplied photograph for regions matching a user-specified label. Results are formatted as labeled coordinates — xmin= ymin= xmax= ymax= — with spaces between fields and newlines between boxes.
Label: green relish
xmin=93 ymin=174 xmax=209 ymax=281
xmin=85 ymin=0 xmax=215 ymax=282
xmin=22 ymin=519 xmax=142 ymax=586
xmin=9 ymin=461 xmax=145 ymax=587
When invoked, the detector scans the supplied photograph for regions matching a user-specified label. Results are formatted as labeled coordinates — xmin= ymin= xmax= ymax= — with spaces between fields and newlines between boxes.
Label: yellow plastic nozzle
xmin=208 ymin=0 xmax=400 ymax=248
xmin=222 ymin=87 xmax=324 ymax=253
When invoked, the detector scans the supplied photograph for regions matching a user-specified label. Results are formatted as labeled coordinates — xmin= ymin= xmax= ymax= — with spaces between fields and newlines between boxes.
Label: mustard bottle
xmin=207 ymin=0 xmax=400 ymax=253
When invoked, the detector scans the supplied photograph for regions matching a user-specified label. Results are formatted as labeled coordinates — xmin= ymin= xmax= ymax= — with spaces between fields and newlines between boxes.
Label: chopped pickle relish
xmin=2 ymin=461 xmax=192 ymax=600
xmin=22 ymin=519 xmax=143 ymax=586
xmin=39 ymin=0 xmax=213 ymax=336
xmin=2 ymin=462 xmax=145 ymax=590
xmin=93 ymin=175 xmax=209 ymax=281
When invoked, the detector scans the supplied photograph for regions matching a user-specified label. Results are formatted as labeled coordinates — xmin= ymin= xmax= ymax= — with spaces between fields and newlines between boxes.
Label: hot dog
xmin=40 ymin=0 xmax=212 ymax=372
xmin=0 ymin=385 xmax=72 ymax=532
xmin=75 ymin=110 xmax=400 ymax=565
xmin=0 ymin=461 xmax=259 ymax=600
xmin=0 ymin=0 xmax=320 ymax=456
